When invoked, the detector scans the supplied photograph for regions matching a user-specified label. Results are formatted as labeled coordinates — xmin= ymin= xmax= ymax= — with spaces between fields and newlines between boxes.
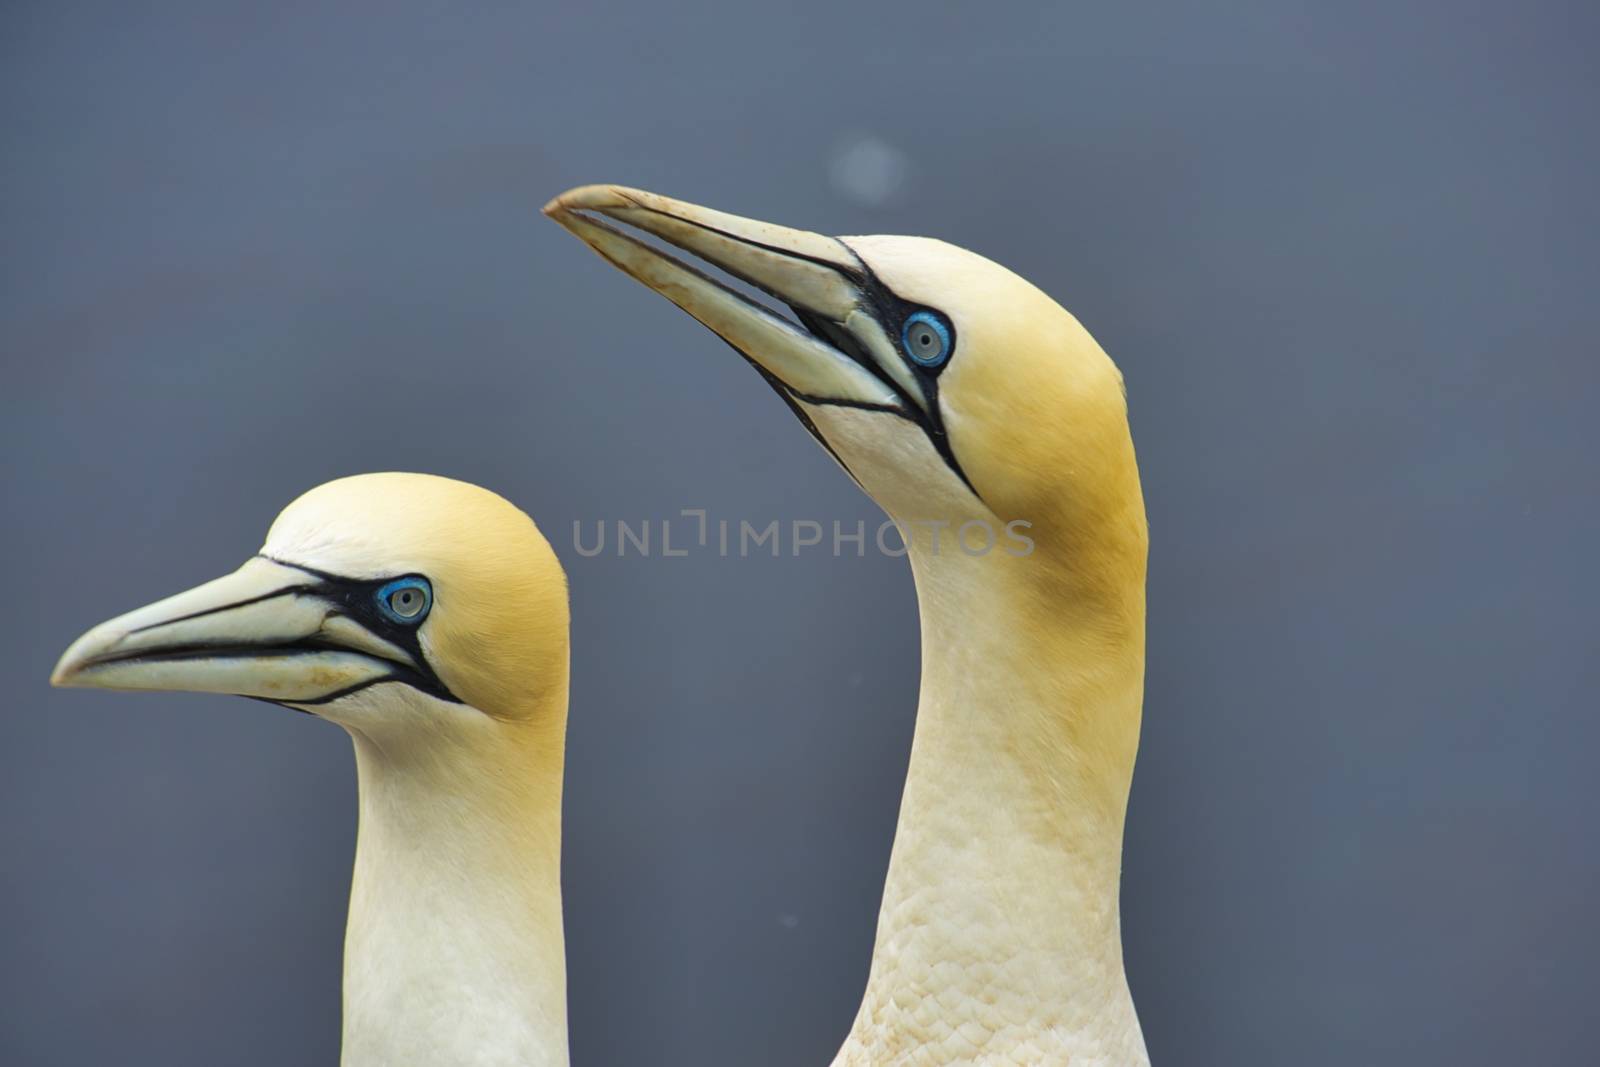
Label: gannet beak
xmin=51 ymin=556 xmax=444 ymax=708
xmin=543 ymin=184 xmax=924 ymax=417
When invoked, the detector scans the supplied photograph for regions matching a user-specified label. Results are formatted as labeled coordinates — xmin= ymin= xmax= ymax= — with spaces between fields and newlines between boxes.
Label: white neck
xmin=339 ymin=705 xmax=569 ymax=1067
xmin=837 ymin=545 xmax=1149 ymax=1065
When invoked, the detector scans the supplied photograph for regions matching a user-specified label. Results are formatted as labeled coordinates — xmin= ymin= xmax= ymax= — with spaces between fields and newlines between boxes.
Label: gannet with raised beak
xmin=52 ymin=473 xmax=572 ymax=1067
xmin=547 ymin=187 xmax=1151 ymax=1065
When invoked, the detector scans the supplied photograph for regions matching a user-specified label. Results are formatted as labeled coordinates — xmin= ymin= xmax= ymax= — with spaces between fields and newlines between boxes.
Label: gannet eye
xmin=376 ymin=576 xmax=432 ymax=624
xmin=901 ymin=310 xmax=952 ymax=368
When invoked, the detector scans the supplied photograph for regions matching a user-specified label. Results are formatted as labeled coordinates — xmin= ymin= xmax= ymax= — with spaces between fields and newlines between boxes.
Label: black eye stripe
xmin=785 ymin=246 xmax=980 ymax=502
xmin=256 ymin=557 xmax=461 ymax=704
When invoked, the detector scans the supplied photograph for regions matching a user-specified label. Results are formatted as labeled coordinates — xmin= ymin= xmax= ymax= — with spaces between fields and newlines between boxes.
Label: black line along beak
xmin=543 ymin=184 xmax=978 ymax=495
xmin=51 ymin=556 xmax=455 ymax=708
xmin=543 ymin=185 xmax=891 ymax=400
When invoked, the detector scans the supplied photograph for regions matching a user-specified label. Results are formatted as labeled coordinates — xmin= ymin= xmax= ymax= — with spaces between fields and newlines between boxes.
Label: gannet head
xmin=52 ymin=473 xmax=569 ymax=734
xmin=544 ymin=186 xmax=1144 ymax=560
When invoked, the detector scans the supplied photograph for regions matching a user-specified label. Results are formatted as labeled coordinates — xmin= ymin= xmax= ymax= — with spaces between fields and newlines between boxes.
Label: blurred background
xmin=4 ymin=2 xmax=1596 ymax=1064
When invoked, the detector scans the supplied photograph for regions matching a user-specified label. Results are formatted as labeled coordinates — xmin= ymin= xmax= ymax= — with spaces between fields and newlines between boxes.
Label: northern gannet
xmin=52 ymin=473 xmax=573 ymax=1067
xmin=547 ymin=187 xmax=1151 ymax=1065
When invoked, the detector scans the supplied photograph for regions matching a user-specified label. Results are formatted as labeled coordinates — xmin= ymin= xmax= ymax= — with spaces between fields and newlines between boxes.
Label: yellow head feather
xmin=264 ymin=472 xmax=570 ymax=723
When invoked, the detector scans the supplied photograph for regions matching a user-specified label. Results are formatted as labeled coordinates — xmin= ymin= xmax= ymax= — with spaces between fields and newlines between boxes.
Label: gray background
xmin=3 ymin=2 xmax=1595 ymax=1064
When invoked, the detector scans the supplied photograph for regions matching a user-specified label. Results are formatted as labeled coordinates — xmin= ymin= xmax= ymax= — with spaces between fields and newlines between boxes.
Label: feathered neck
xmin=838 ymin=532 xmax=1149 ymax=1065
xmin=338 ymin=693 xmax=569 ymax=1067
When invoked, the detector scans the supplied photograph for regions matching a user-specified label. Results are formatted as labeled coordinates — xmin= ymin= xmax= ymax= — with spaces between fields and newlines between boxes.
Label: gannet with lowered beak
xmin=52 ymin=473 xmax=572 ymax=1067
xmin=547 ymin=187 xmax=1151 ymax=1065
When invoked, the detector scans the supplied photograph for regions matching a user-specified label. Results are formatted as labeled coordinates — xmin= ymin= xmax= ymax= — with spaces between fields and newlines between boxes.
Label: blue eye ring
xmin=901 ymin=310 xmax=952 ymax=368
xmin=376 ymin=576 xmax=432 ymax=625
